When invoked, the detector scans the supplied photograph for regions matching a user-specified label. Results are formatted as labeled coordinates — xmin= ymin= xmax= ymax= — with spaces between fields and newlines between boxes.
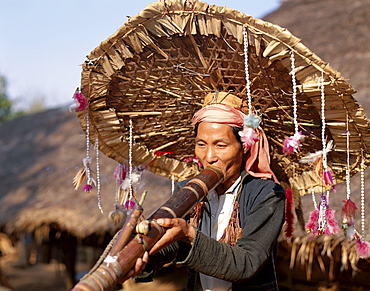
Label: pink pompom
xmin=239 ymin=127 xmax=259 ymax=148
xmin=356 ymin=239 xmax=370 ymax=259
xmin=324 ymin=208 xmax=340 ymax=235
xmin=305 ymin=209 xmax=319 ymax=233
xmin=283 ymin=132 xmax=303 ymax=154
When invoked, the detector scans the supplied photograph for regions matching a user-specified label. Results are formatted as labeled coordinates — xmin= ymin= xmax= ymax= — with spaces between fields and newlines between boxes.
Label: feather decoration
xmin=73 ymin=158 xmax=96 ymax=190
xmin=73 ymin=167 xmax=86 ymax=190
xmin=284 ymin=188 xmax=295 ymax=238
xmin=324 ymin=208 xmax=340 ymax=235
xmin=299 ymin=140 xmax=333 ymax=164
xmin=283 ymin=132 xmax=304 ymax=154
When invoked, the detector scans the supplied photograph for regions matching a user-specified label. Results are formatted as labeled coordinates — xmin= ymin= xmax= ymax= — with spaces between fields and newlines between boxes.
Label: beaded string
xmin=128 ymin=119 xmax=133 ymax=201
xmin=318 ymin=73 xmax=328 ymax=230
xmin=243 ymin=26 xmax=252 ymax=114
xmin=320 ymin=74 xmax=328 ymax=172
xmin=345 ymin=113 xmax=351 ymax=200
xmin=85 ymin=113 xmax=92 ymax=186
xmin=290 ymin=51 xmax=299 ymax=135
xmin=311 ymin=187 xmax=318 ymax=210
xmin=95 ymin=137 xmax=103 ymax=213
xmin=361 ymin=149 xmax=366 ymax=237
xmin=318 ymin=195 xmax=327 ymax=230
xmin=281 ymin=51 xmax=302 ymax=155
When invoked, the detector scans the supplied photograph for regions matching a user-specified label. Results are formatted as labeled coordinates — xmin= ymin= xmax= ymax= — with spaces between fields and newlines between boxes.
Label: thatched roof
xmin=0 ymin=107 xmax=172 ymax=241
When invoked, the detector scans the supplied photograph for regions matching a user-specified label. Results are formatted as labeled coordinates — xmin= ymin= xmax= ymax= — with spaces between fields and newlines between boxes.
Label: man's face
xmin=195 ymin=122 xmax=245 ymax=190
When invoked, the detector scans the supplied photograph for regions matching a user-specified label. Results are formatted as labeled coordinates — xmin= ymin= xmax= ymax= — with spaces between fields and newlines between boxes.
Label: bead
xmin=124 ymin=200 xmax=135 ymax=210
xmin=84 ymin=184 xmax=93 ymax=193
xmin=290 ymin=51 xmax=299 ymax=134
xmin=243 ymin=26 xmax=252 ymax=115
xmin=129 ymin=119 xmax=133 ymax=200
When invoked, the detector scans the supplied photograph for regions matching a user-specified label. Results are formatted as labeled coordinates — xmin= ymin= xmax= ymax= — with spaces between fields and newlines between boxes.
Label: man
xmin=126 ymin=93 xmax=285 ymax=290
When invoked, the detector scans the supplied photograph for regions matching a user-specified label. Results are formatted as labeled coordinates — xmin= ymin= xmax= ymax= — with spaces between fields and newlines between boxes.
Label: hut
xmin=0 ymin=107 xmax=173 ymax=289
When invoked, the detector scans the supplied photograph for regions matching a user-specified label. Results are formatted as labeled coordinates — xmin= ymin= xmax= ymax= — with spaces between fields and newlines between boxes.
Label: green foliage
xmin=0 ymin=76 xmax=13 ymax=122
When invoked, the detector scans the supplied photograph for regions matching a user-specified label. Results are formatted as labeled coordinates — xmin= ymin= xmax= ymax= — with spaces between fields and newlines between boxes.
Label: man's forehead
xmin=196 ymin=122 xmax=236 ymax=140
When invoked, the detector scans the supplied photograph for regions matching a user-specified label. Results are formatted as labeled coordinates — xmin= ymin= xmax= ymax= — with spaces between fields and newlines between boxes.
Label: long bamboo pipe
xmin=71 ymin=166 xmax=223 ymax=291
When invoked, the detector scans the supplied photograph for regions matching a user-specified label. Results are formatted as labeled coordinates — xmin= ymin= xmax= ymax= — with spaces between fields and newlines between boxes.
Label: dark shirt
xmin=136 ymin=172 xmax=285 ymax=290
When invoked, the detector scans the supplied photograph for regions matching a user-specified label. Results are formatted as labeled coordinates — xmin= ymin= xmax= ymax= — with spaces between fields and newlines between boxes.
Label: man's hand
xmin=149 ymin=218 xmax=196 ymax=255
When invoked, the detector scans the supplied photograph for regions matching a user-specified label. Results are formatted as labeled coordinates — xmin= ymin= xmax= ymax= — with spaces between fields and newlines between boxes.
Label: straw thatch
xmin=0 ymin=107 xmax=172 ymax=242
xmin=76 ymin=0 xmax=370 ymax=199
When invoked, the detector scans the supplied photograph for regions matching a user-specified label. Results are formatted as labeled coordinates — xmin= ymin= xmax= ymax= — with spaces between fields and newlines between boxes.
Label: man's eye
xmin=217 ymin=144 xmax=227 ymax=148
xmin=196 ymin=142 xmax=206 ymax=147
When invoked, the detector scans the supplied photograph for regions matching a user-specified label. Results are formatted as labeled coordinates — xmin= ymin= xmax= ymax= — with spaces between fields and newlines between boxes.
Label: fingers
xmin=155 ymin=218 xmax=176 ymax=228
xmin=149 ymin=218 xmax=188 ymax=255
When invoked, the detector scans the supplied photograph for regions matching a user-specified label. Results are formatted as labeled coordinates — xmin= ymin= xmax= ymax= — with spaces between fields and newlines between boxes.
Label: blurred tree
xmin=0 ymin=75 xmax=13 ymax=122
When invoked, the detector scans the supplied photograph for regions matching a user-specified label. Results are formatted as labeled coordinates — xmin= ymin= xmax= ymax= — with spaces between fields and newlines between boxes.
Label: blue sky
xmin=0 ymin=0 xmax=281 ymax=110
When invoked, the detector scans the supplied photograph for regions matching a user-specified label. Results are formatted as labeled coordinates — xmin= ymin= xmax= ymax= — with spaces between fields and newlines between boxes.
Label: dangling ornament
xmin=356 ymin=237 xmax=370 ymax=259
xmin=305 ymin=75 xmax=339 ymax=236
xmin=300 ymin=76 xmax=335 ymax=191
xmin=72 ymin=113 xmax=103 ymax=213
xmin=341 ymin=122 xmax=357 ymax=239
xmin=283 ymin=132 xmax=304 ymax=155
xmin=342 ymin=198 xmax=357 ymax=239
xmin=356 ymin=150 xmax=370 ymax=258
xmin=239 ymin=114 xmax=260 ymax=148
xmin=69 ymin=88 xmax=88 ymax=112
xmin=341 ymin=120 xmax=370 ymax=258
xmin=73 ymin=113 xmax=96 ymax=191
xmin=284 ymin=188 xmax=295 ymax=238
xmin=305 ymin=194 xmax=340 ymax=236
xmin=108 ymin=120 xmax=145 ymax=225
xmin=241 ymin=26 xmax=260 ymax=149
xmin=283 ymin=51 xmax=304 ymax=154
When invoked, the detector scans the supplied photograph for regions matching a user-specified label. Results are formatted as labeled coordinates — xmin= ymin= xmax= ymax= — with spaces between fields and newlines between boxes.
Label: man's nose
xmin=205 ymin=147 xmax=218 ymax=164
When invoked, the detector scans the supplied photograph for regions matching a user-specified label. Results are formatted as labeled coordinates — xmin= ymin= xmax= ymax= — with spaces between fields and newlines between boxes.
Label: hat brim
xmin=77 ymin=0 xmax=370 ymax=195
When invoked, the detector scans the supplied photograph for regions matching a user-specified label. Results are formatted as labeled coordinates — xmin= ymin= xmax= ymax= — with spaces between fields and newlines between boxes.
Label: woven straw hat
xmin=76 ymin=0 xmax=370 ymax=196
